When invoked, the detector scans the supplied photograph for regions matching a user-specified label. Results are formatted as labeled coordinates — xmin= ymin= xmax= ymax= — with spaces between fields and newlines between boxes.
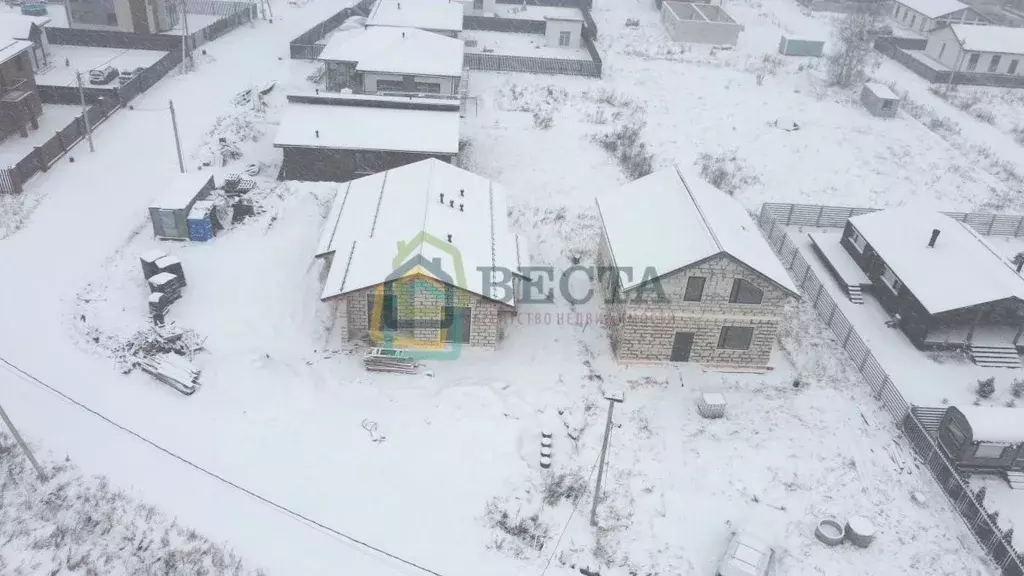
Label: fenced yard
xmin=757 ymin=201 xmax=1024 ymax=575
xmin=288 ymin=0 xmax=377 ymax=59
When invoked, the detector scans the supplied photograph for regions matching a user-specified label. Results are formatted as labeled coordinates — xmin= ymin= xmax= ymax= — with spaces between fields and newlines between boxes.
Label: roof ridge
xmin=673 ymin=164 xmax=722 ymax=253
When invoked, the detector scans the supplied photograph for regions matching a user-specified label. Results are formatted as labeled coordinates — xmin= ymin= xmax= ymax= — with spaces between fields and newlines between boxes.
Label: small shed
xmin=778 ymin=35 xmax=823 ymax=57
xmin=149 ymin=173 xmax=216 ymax=240
xmin=861 ymin=83 xmax=900 ymax=118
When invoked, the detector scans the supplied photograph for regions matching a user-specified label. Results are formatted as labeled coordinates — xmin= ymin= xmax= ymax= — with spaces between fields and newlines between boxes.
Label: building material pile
xmin=223 ymin=173 xmax=257 ymax=196
xmin=136 ymin=353 xmax=201 ymax=395
xmin=363 ymin=348 xmax=420 ymax=374
xmin=141 ymin=251 xmax=188 ymax=323
xmin=149 ymin=272 xmax=185 ymax=304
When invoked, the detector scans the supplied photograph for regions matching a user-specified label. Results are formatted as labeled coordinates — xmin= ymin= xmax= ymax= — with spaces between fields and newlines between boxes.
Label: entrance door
xmin=670 ymin=332 xmax=695 ymax=362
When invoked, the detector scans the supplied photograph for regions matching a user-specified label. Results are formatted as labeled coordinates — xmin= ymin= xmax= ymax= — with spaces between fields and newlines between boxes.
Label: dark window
xmin=376 ymin=79 xmax=404 ymax=92
xmin=946 ymin=419 xmax=967 ymax=446
xmin=442 ymin=306 xmax=471 ymax=343
xmin=718 ymin=326 xmax=754 ymax=350
xmin=729 ymin=278 xmax=763 ymax=304
xmin=13 ymin=55 xmax=22 ymax=72
xmin=683 ymin=276 xmax=705 ymax=302
xmin=414 ymin=82 xmax=441 ymax=94
xmin=974 ymin=443 xmax=1007 ymax=459
xmin=967 ymin=53 xmax=980 ymax=71
xmin=1010 ymin=59 xmax=1019 ymax=75
xmin=989 ymin=54 xmax=1001 ymax=73
xmin=107 ymin=12 xmax=118 ymax=25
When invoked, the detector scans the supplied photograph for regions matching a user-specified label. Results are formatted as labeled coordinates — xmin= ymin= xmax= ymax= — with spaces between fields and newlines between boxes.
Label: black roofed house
xmin=841 ymin=207 xmax=1024 ymax=367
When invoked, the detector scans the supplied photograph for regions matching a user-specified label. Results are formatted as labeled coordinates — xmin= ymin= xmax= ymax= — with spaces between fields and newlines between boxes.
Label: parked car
xmin=20 ymin=3 xmax=46 ymax=15
xmin=89 ymin=66 xmax=118 ymax=85
xmin=119 ymin=67 xmax=144 ymax=85
xmin=717 ymin=532 xmax=775 ymax=576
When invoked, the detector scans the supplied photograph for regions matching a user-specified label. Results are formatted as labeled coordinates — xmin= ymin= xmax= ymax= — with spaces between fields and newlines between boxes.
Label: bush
xmin=541 ymin=469 xmax=588 ymax=506
xmin=533 ymin=110 xmax=554 ymax=130
xmin=697 ymin=151 xmax=759 ymax=196
xmin=485 ymin=499 xmax=551 ymax=552
xmin=977 ymin=376 xmax=996 ymax=399
xmin=1012 ymin=378 xmax=1024 ymax=399
xmin=594 ymin=120 xmax=654 ymax=180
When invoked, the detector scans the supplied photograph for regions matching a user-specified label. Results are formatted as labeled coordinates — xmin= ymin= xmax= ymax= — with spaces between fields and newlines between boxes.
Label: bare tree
xmin=826 ymin=4 xmax=886 ymax=88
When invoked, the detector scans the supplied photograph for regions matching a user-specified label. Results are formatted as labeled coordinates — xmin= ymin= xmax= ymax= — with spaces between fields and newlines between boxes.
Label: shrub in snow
xmin=533 ymin=110 xmax=554 ymax=130
xmin=976 ymin=377 xmax=996 ymax=399
xmin=484 ymin=498 xmax=551 ymax=553
xmin=1013 ymin=378 xmax=1024 ymax=399
xmin=593 ymin=120 xmax=654 ymax=180
xmin=825 ymin=4 xmax=883 ymax=87
xmin=697 ymin=151 xmax=759 ymax=196
xmin=541 ymin=469 xmax=588 ymax=506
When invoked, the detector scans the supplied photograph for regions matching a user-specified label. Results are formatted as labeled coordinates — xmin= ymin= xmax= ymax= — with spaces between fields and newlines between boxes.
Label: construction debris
xmin=136 ymin=353 xmax=201 ymax=395
xmin=113 ymin=325 xmax=206 ymax=371
xmin=363 ymin=348 xmax=420 ymax=374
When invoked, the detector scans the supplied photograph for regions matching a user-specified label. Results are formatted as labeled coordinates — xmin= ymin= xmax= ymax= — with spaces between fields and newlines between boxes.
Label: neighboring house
xmin=365 ymin=0 xmax=463 ymax=37
xmin=660 ymin=1 xmax=743 ymax=47
xmin=64 ymin=0 xmax=178 ymax=34
xmin=891 ymin=0 xmax=988 ymax=34
xmin=274 ymin=94 xmax=461 ymax=182
xmin=463 ymin=4 xmax=586 ymax=50
xmin=314 ymin=158 xmax=529 ymax=351
xmin=925 ymin=24 xmax=1024 ymax=75
xmin=841 ymin=207 xmax=1024 ymax=365
xmin=595 ymin=165 xmax=800 ymax=367
xmin=0 ymin=14 xmax=50 ymax=71
xmin=0 ymin=39 xmax=42 ymax=144
xmin=318 ymin=26 xmax=463 ymax=96
xmin=544 ymin=15 xmax=583 ymax=49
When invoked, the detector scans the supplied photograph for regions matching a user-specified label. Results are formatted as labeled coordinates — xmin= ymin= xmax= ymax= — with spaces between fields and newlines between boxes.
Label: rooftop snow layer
xmin=0 ymin=39 xmax=32 ymax=66
xmin=951 ymin=24 xmax=1024 ymax=55
xmin=150 ymin=172 xmax=214 ymax=211
xmin=273 ymin=102 xmax=460 ymax=155
xmin=318 ymin=26 xmax=464 ymax=77
xmin=367 ymin=0 xmax=463 ymax=33
xmin=897 ymin=0 xmax=968 ymax=19
xmin=955 ymin=406 xmax=1024 ymax=443
xmin=315 ymin=159 xmax=528 ymax=305
xmin=864 ymin=82 xmax=898 ymax=100
xmin=0 ymin=13 xmax=49 ymax=40
xmin=595 ymin=165 xmax=800 ymax=296
xmin=848 ymin=207 xmax=1024 ymax=314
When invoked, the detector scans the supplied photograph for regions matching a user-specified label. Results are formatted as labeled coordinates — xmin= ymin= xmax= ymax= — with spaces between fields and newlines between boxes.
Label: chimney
xmin=315 ymin=130 xmax=320 ymax=138
xmin=928 ymin=228 xmax=940 ymax=248
xmin=459 ymin=188 xmax=465 ymax=197
xmin=459 ymin=203 xmax=464 ymax=212
xmin=440 ymin=192 xmax=445 ymax=203
xmin=449 ymin=200 xmax=454 ymax=208
xmin=447 ymin=234 xmax=452 ymax=242
xmin=397 ymin=1 xmax=400 ymax=7
xmin=402 ymin=31 xmax=405 ymax=38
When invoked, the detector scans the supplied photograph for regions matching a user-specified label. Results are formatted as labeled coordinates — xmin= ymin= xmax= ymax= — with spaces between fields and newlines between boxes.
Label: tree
xmin=826 ymin=4 xmax=885 ymax=88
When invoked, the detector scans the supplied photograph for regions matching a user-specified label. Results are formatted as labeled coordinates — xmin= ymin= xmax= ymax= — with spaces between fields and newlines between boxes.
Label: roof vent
xmin=440 ymin=192 xmax=444 ymax=203
xmin=402 ymin=31 xmax=405 ymax=38
xmin=315 ymin=130 xmax=320 ymax=138
xmin=447 ymin=234 xmax=452 ymax=242
xmin=449 ymin=200 xmax=454 ymax=208
xmin=928 ymin=228 xmax=940 ymax=248
xmin=460 ymin=188 xmax=465 ymax=197
xmin=459 ymin=203 xmax=463 ymax=212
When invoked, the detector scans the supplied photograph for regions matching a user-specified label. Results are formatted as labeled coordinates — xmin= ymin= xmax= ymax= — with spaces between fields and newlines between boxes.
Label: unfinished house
xmin=0 ymin=39 xmax=42 ymax=144
xmin=840 ymin=207 xmax=1024 ymax=367
xmin=661 ymin=1 xmax=743 ymax=47
xmin=318 ymin=26 xmax=464 ymax=96
xmin=314 ymin=158 xmax=529 ymax=351
xmin=595 ymin=165 xmax=800 ymax=367
xmin=891 ymin=0 xmax=988 ymax=35
xmin=274 ymin=94 xmax=461 ymax=182
xmin=366 ymin=0 xmax=464 ymax=37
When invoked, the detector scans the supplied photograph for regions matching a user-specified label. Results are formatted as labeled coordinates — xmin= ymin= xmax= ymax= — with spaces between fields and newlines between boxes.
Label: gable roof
xmin=897 ymin=0 xmax=969 ymax=20
xmin=595 ymin=165 xmax=800 ymax=297
xmin=367 ymin=0 xmax=463 ymax=33
xmin=318 ymin=26 xmax=464 ymax=77
xmin=848 ymin=207 xmax=1024 ymax=314
xmin=0 ymin=13 xmax=48 ymax=40
xmin=948 ymin=24 xmax=1024 ymax=55
xmin=315 ymin=159 xmax=529 ymax=305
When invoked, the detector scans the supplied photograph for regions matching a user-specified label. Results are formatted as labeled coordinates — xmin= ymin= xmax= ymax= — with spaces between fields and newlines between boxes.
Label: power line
xmin=0 ymin=356 xmax=446 ymax=576
xmin=539 ymin=450 xmax=602 ymax=576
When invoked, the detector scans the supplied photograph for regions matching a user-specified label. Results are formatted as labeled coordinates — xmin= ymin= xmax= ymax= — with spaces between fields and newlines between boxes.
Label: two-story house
xmin=0 ymin=14 xmax=52 ymax=71
xmin=0 ymin=39 xmax=42 ymax=143
xmin=64 ymin=0 xmax=178 ymax=34
xmin=319 ymin=26 xmax=463 ymax=96
xmin=595 ymin=165 xmax=800 ymax=367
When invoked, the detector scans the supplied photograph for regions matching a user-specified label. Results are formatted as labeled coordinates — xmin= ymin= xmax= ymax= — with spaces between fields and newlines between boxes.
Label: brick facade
xmin=598 ymin=232 xmax=790 ymax=366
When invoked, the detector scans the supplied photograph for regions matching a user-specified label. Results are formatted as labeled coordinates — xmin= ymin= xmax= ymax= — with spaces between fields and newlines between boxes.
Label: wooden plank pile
xmin=136 ymin=353 xmax=201 ymax=395
xmin=363 ymin=348 xmax=420 ymax=374
xmin=149 ymin=272 xmax=184 ymax=304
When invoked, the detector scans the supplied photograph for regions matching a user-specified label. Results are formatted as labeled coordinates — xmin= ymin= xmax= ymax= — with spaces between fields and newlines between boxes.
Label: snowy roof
xmin=150 ymin=172 xmax=214 ymax=211
xmin=318 ymin=26 xmax=464 ymax=77
xmin=315 ymin=158 xmax=529 ymax=305
xmin=896 ymin=0 xmax=968 ymax=19
xmin=863 ymin=82 xmax=898 ymax=100
xmin=367 ymin=0 xmax=464 ymax=33
xmin=594 ymin=165 xmax=800 ymax=297
xmin=955 ymin=406 xmax=1024 ymax=443
xmin=848 ymin=207 xmax=1024 ymax=314
xmin=0 ymin=39 xmax=32 ymax=66
xmin=273 ymin=103 xmax=460 ymax=155
xmin=950 ymin=24 xmax=1024 ymax=55
xmin=0 ymin=13 xmax=48 ymax=40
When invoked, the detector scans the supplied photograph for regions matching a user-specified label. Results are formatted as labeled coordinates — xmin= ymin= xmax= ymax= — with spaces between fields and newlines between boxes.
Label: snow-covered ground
xmin=37 ymin=45 xmax=167 ymax=87
xmin=4 ymin=0 xmax=1024 ymax=572
xmin=464 ymin=29 xmax=593 ymax=60
xmin=0 ymin=104 xmax=81 ymax=164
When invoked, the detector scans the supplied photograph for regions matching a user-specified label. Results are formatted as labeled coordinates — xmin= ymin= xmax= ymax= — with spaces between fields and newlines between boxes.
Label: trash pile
xmin=112 ymin=325 xmax=206 ymax=395
xmin=363 ymin=348 xmax=420 ymax=374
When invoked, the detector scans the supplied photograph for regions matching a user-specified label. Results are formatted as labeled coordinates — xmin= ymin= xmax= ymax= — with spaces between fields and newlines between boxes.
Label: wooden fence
xmin=757 ymin=202 xmax=1024 ymax=575
xmin=463 ymin=52 xmax=601 ymax=77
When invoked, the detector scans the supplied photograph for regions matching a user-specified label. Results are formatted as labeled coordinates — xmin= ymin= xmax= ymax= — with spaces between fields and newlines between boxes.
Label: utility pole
xmin=0 ymin=401 xmax=46 ymax=482
xmin=590 ymin=390 xmax=624 ymax=527
xmin=169 ymin=100 xmax=185 ymax=173
xmin=76 ymin=71 xmax=94 ymax=152
xmin=179 ymin=0 xmax=192 ymax=73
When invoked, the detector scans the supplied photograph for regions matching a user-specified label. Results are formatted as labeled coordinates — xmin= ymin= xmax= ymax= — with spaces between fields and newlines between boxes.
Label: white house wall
xmin=925 ymin=25 xmax=964 ymax=68
xmin=544 ymin=19 xmax=582 ymax=49
xmin=926 ymin=26 xmax=1024 ymax=75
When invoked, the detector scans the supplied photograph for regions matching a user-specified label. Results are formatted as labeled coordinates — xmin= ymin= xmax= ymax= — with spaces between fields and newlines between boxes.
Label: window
xmin=989 ymin=54 xmax=1002 ymax=73
xmin=442 ymin=306 xmax=471 ymax=343
xmin=974 ymin=443 xmax=1008 ymax=459
xmin=879 ymin=265 xmax=902 ymax=293
xmin=683 ymin=276 xmax=705 ymax=302
xmin=473 ymin=0 xmax=482 ymax=8
xmin=881 ymin=100 xmax=894 ymax=111
xmin=967 ymin=53 xmax=980 ymax=71
xmin=946 ymin=420 xmax=967 ymax=446
xmin=718 ymin=326 xmax=754 ymax=350
xmin=558 ymin=31 xmax=571 ymax=47
xmin=13 ymin=54 xmax=22 ymax=73
xmin=902 ymin=9 xmax=908 ymax=22
xmin=848 ymin=229 xmax=867 ymax=253
xmin=893 ymin=5 xmax=900 ymax=18
xmin=729 ymin=278 xmax=763 ymax=305
xmin=414 ymin=82 xmax=441 ymax=94
xmin=910 ymin=14 xmax=916 ymax=27
xmin=1010 ymin=59 xmax=1019 ymax=75
xmin=938 ymin=42 xmax=946 ymax=60
xmin=107 ymin=12 xmax=117 ymax=25
xmin=375 ymin=79 xmax=404 ymax=92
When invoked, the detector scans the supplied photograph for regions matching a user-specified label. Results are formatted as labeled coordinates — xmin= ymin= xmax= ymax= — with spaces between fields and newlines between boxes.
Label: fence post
xmin=1015 ymin=216 xmax=1024 ymax=238
xmin=786 ymin=203 xmax=795 ymax=226
xmin=988 ymin=214 xmax=996 ymax=235
xmin=801 ymin=266 xmax=810 ymax=288
xmin=813 ymin=283 xmax=824 ymax=307
xmin=33 ymin=147 xmax=46 ymax=173
xmin=843 ymin=324 xmax=853 ymax=348
xmin=859 ymin=352 xmax=869 ymax=372
xmin=815 ymin=206 xmax=822 ymax=227
xmin=55 ymin=130 xmax=66 ymax=153
xmin=789 ymin=248 xmax=798 ymax=269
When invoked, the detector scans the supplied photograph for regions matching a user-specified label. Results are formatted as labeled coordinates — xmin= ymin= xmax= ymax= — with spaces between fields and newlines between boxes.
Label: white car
xmin=717 ymin=532 xmax=775 ymax=576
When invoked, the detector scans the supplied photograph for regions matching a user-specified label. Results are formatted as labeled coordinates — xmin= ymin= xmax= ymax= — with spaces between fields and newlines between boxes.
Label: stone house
xmin=314 ymin=158 xmax=529 ymax=352
xmin=318 ymin=26 xmax=463 ymax=96
xmin=594 ymin=166 xmax=800 ymax=367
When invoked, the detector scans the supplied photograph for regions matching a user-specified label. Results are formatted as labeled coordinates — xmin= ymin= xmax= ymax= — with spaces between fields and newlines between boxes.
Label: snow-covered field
xmin=0 ymin=104 xmax=82 ymax=164
xmin=5 ymin=0 xmax=1024 ymax=572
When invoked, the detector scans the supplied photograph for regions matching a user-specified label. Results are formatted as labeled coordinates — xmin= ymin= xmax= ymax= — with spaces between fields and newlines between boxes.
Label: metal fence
xmin=464 ymin=15 xmax=546 ymax=34
xmin=289 ymin=0 xmax=376 ymax=59
xmin=756 ymin=201 xmax=1024 ymax=575
xmin=0 ymin=98 xmax=119 ymax=193
xmin=185 ymin=0 xmax=254 ymax=15
xmin=464 ymin=52 xmax=601 ymax=77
